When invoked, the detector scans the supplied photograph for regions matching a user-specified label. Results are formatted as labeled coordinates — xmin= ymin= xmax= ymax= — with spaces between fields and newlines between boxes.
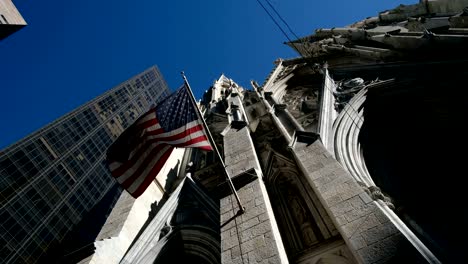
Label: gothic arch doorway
xmin=359 ymin=71 xmax=466 ymax=263
xmin=264 ymin=152 xmax=344 ymax=262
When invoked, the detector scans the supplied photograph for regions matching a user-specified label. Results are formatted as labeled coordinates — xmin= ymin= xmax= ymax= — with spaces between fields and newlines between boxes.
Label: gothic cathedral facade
xmin=121 ymin=1 xmax=468 ymax=263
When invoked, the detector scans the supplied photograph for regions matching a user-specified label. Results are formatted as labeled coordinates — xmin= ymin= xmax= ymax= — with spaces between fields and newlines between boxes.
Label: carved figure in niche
xmin=199 ymin=153 xmax=206 ymax=168
xmin=286 ymin=184 xmax=318 ymax=247
xmin=280 ymin=85 xmax=319 ymax=131
xmin=282 ymin=87 xmax=317 ymax=117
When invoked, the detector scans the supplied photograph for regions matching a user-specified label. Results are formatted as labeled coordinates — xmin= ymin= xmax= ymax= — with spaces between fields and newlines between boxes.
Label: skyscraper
xmin=0 ymin=66 xmax=171 ymax=264
xmin=0 ymin=0 xmax=27 ymax=40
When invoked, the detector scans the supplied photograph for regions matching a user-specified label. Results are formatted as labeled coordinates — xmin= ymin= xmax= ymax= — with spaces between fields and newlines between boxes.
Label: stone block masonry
xmin=221 ymin=179 xmax=284 ymax=264
xmin=223 ymin=127 xmax=258 ymax=178
xmin=291 ymin=138 xmax=428 ymax=263
xmin=221 ymin=126 xmax=288 ymax=264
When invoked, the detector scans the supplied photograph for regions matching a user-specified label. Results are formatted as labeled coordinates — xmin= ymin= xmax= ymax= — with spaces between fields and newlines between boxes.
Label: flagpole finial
xmin=181 ymin=71 xmax=185 ymax=77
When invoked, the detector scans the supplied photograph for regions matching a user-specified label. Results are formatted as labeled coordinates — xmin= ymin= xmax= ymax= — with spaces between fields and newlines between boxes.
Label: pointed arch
xmin=263 ymin=151 xmax=339 ymax=258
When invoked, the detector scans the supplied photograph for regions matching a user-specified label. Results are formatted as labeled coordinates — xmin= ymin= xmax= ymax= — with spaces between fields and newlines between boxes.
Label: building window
xmin=135 ymin=78 xmax=143 ymax=89
xmin=12 ymin=150 xmax=39 ymax=178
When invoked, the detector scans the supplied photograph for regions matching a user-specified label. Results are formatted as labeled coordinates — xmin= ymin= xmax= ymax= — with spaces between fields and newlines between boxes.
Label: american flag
xmin=106 ymin=84 xmax=213 ymax=198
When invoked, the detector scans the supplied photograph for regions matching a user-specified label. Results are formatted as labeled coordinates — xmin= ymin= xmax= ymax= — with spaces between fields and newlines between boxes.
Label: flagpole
xmin=181 ymin=72 xmax=245 ymax=215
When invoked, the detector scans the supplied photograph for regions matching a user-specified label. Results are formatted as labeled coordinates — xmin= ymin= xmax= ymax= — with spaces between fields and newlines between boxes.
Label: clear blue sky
xmin=0 ymin=0 xmax=414 ymax=149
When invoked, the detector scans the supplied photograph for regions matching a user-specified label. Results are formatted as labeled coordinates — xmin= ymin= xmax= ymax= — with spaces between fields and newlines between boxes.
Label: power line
xmin=254 ymin=0 xmax=365 ymax=129
xmin=264 ymin=0 xmax=301 ymax=41
xmin=259 ymin=0 xmax=365 ymax=127
xmin=254 ymin=0 xmax=295 ymax=47
xmin=259 ymin=0 xmax=312 ymax=58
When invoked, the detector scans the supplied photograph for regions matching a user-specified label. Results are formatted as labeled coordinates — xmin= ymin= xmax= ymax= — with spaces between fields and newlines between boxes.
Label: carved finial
xmin=367 ymin=186 xmax=395 ymax=210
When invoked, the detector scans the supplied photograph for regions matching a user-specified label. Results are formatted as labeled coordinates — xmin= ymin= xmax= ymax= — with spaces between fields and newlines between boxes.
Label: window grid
xmin=0 ymin=67 xmax=170 ymax=264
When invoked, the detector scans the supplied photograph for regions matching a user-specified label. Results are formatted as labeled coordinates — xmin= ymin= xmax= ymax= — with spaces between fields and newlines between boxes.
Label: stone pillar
xmin=221 ymin=126 xmax=288 ymax=264
xmin=318 ymin=68 xmax=338 ymax=154
xmin=289 ymin=132 xmax=431 ymax=264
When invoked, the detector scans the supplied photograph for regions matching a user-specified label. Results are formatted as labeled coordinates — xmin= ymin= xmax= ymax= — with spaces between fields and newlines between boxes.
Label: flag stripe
xmin=138 ymin=118 xmax=160 ymax=130
xmin=115 ymin=142 xmax=167 ymax=183
xmin=145 ymin=120 xmax=201 ymax=138
xmin=118 ymin=121 xmax=204 ymax=173
xmin=124 ymin=145 xmax=173 ymax=190
xmin=113 ymin=132 xmax=209 ymax=180
xmin=129 ymin=120 xmax=201 ymax=160
xmin=106 ymin=84 xmax=213 ymax=198
xmin=183 ymin=141 xmax=212 ymax=149
xmin=111 ymin=124 xmax=207 ymax=177
xmin=146 ymin=124 xmax=204 ymax=141
xmin=138 ymin=109 xmax=157 ymax=123
xmin=170 ymin=134 xmax=211 ymax=148
xmin=117 ymin=143 xmax=169 ymax=187
xmin=128 ymin=147 xmax=174 ymax=197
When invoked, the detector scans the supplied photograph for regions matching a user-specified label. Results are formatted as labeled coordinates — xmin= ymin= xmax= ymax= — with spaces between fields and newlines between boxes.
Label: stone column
xmin=318 ymin=68 xmax=338 ymax=154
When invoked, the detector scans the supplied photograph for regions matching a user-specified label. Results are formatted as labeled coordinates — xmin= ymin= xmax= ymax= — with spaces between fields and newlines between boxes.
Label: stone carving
xmin=367 ymin=185 xmax=395 ymax=210
xmin=288 ymin=187 xmax=318 ymax=247
xmin=281 ymin=85 xmax=319 ymax=131
xmin=333 ymin=77 xmax=366 ymax=112
xmin=158 ymin=223 xmax=172 ymax=240
xmin=273 ymin=63 xmax=306 ymax=84
xmin=272 ymin=170 xmax=325 ymax=253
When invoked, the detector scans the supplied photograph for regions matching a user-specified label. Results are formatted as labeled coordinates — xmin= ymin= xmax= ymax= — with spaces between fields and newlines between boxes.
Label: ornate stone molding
xmin=332 ymin=77 xmax=395 ymax=188
xmin=318 ymin=69 xmax=338 ymax=154
xmin=325 ymin=76 xmax=439 ymax=263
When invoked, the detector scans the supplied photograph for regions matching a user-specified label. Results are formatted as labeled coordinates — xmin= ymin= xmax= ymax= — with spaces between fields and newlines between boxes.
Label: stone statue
xmin=288 ymin=186 xmax=318 ymax=247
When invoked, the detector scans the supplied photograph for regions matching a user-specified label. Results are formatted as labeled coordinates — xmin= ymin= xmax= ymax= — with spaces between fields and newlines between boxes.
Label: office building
xmin=0 ymin=66 xmax=170 ymax=264
xmin=0 ymin=0 xmax=27 ymax=40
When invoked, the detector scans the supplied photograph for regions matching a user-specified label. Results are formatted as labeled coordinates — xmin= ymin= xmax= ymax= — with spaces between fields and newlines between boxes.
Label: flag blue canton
xmin=155 ymin=85 xmax=197 ymax=131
